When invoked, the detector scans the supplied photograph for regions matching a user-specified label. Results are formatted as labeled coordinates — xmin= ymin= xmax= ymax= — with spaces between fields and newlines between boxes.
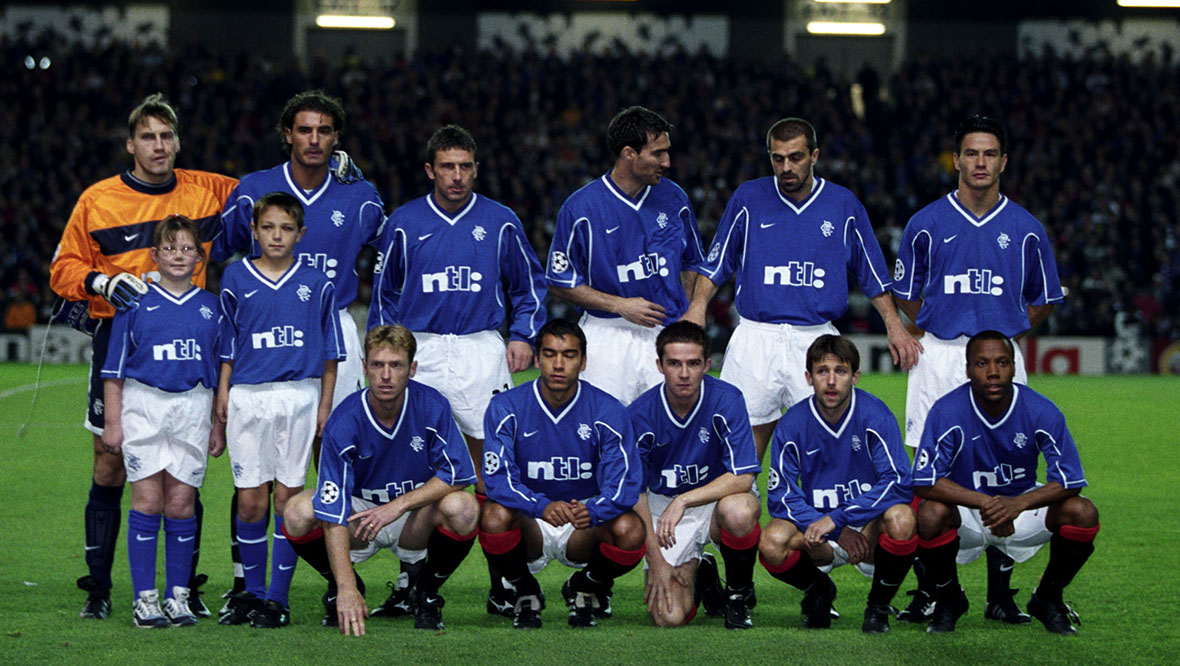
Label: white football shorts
xmin=412 ymin=329 xmax=512 ymax=439
xmin=226 ymin=378 xmax=319 ymax=488
xmin=904 ymin=334 xmax=1028 ymax=447
xmin=527 ymin=517 xmax=589 ymax=575
xmin=955 ymin=503 xmax=1050 ymax=565
xmin=720 ymin=318 xmax=838 ymax=425
xmin=119 ymin=378 xmax=212 ymax=486
xmin=579 ymin=314 xmax=663 ymax=405
xmin=345 ymin=497 xmax=416 ymax=564
xmin=822 ymin=523 xmax=876 ymax=578
xmin=332 ymin=309 xmax=364 ymax=410
xmin=645 ymin=492 xmax=716 ymax=568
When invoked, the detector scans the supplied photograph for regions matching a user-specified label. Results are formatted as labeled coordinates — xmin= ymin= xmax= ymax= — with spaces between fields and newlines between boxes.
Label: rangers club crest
xmin=297 ymin=284 xmax=311 ymax=302
xmin=656 ymin=212 xmax=669 ymax=228
xmin=851 ymin=435 xmax=862 ymax=451
xmin=200 ymin=305 xmax=214 ymax=320
xmin=820 ymin=220 xmax=834 ymax=237
xmin=550 ymin=251 xmax=569 ymax=274
xmin=1014 ymin=432 xmax=1027 ymax=449
xmin=997 ymin=232 xmax=1011 ymax=249
xmin=698 ymin=427 xmax=710 ymax=444
xmin=320 ymin=481 xmax=340 ymax=504
xmin=410 ymin=435 xmax=425 ymax=452
xmin=331 ymin=210 xmax=345 ymax=227
xmin=577 ymin=423 xmax=592 ymax=441
xmin=894 ymin=258 xmax=905 ymax=282
xmin=473 ymin=225 xmax=487 ymax=241
xmin=484 ymin=451 xmax=501 ymax=476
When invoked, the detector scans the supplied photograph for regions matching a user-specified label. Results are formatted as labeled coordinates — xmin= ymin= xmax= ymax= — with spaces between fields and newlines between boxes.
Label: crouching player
xmin=280 ymin=325 xmax=479 ymax=634
xmin=629 ymin=322 xmax=761 ymax=629
xmin=912 ymin=330 xmax=1099 ymax=635
xmin=215 ymin=192 xmax=342 ymax=627
xmin=479 ymin=319 xmax=645 ymax=629
xmin=759 ymin=335 xmax=916 ymax=633
xmin=101 ymin=216 xmax=222 ymax=628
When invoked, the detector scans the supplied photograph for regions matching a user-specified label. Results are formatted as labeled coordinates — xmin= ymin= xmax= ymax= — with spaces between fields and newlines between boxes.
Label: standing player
xmin=279 ymin=325 xmax=479 ymax=634
xmin=684 ymin=118 xmax=920 ymax=462
xmin=912 ymin=331 xmax=1098 ymax=635
xmin=758 ymin=335 xmax=916 ymax=633
xmin=215 ymin=193 xmax=343 ymax=628
xmin=50 ymin=93 xmax=237 ymax=619
xmin=893 ymin=116 xmax=1065 ymax=623
xmin=547 ymin=106 xmax=705 ymax=404
xmin=100 ymin=216 xmax=223 ymax=627
xmin=478 ymin=320 xmax=645 ymax=629
xmin=212 ymin=90 xmax=385 ymax=605
xmin=367 ymin=125 xmax=546 ymax=616
xmin=629 ymin=322 xmax=761 ymax=629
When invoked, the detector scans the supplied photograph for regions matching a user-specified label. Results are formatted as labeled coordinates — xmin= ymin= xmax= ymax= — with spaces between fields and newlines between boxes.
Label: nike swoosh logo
xmin=178 ymin=535 xmax=195 ymax=542
xmin=124 ymin=233 xmax=140 ymax=242
xmin=135 ymin=534 xmax=155 ymax=542
xmin=418 ymin=233 xmax=433 ymax=241
xmin=998 ymin=563 xmax=1014 ymax=572
xmin=943 ymin=235 xmax=957 ymax=243
xmin=879 ymin=581 xmax=900 ymax=587
xmin=605 ymin=226 xmax=619 ymax=234
xmin=243 ymin=564 xmax=259 ymax=571
xmin=805 ymin=449 xmax=820 ymax=456
xmin=523 ymin=430 xmax=538 ymax=437
xmin=760 ymin=222 xmax=776 ymax=229
xmin=244 ymin=290 xmax=258 ymax=298
xmin=146 ymin=305 xmax=160 ymax=311
xmin=85 ymin=546 xmax=101 ymax=551
xmin=278 ymin=564 xmax=295 ymax=571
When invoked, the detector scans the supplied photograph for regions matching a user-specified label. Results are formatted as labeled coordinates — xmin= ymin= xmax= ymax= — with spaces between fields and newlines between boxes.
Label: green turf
xmin=1 ymin=364 xmax=1177 ymax=664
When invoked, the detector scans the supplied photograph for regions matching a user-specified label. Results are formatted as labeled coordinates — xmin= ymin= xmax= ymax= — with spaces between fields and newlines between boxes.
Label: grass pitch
xmin=1 ymin=363 xmax=1177 ymax=664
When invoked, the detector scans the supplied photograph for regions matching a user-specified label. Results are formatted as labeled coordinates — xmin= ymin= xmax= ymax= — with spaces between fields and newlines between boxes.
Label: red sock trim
xmin=283 ymin=525 xmax=323 ymax=544
xmin=599 ymin=542 xmax=645 ymax=566
xmin=878 ymin=533 xmax=919 ymax=556
xmin=439 ymin=526 xmax=477 ymax=542
xmin=683 ymin=604 xmax=697 ymax=624
xmin=909 ymin=494 xmax=922 ymax=513
xmin=918 ymin=529 xmax=957 ymax=549
xmin=474 ymin=492 xmax=488 ymax=508
xmin=760 ymin=549 xmax=800 ymax=575
xmin=1058 ymin=523 xmax=1099 ymax=543
xmin=720 ymin=525 xmax=761 ymax=551
xmin=478 ymin=528 xmax=521 ymax=555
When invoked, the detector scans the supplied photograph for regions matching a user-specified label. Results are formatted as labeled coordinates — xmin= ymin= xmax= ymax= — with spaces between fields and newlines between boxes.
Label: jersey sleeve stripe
xmin=701 ymin=207 xmax=747 ymax=281
xmin=596 ymin=420 xmax=631 ymax=502
xmin=853 ymin=224 xmax=890 ymax=292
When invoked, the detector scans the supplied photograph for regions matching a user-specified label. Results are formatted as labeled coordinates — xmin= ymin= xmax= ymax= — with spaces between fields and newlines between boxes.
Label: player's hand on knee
xmin=981 ymin=495 xmax=1024 ymax=528
xmin=89 ymin=272 xmax=148 ymax=311
xmin=837 ymin=526 xmax=871 ymax=564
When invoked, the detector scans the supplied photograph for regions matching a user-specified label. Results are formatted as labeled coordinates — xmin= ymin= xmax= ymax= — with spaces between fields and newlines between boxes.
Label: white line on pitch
xmin=0 ymin=377 xmax=85 ymax=400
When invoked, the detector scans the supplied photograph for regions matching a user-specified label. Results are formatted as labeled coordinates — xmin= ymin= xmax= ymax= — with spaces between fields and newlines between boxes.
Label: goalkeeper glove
xmin=332 ymin=149 xmax=365 ymax=184
xmin=87 ymin=271 xmax=149 ymax=311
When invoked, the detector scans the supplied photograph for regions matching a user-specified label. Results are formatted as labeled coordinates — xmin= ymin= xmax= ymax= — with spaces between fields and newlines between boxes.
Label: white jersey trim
xmin=282 ymin=162 xmax=332 ymax=207
xmin=970 ymin=384 xmax=1020 ymax=429
xmin=242 ymin=256 xmax=301 ymax=291
xmin=426 ymin=192 xmax=478 ymax=226
xmin=946 ymin=191 xmax=1009 ymax=227
xmin=601 ymin=174 xmax=649 ymax=211
xmin=532 ymin=380 xmax=583 ymax=425
xmin=149 ymin=283 xmax=202 ymax=307
xmin=808 ymin=390 xmax=856 ymax=440
xmin=659 ymin=382 xmax=704 ymax=429
xmin=776 ymin=177 xmax=825 ymax=215
xmin=362 ymin=386 xmax=409 ymax=440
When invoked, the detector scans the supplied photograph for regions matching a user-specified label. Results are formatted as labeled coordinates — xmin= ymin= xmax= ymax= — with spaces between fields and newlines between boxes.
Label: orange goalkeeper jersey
xmin=50 ymin=169 xmax=238 ymax=319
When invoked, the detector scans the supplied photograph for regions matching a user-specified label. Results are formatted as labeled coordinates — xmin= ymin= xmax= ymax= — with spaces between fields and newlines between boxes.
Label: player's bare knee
xmin=236 ymin=486 xmax=270 ymax=523
xmin=606 ymin=511 xmax=645 ymax=549
xmin=280 ymin=490 xmax=317 ymax=536
xmin=1059 ymin=495 xmax=1099 ymax=528
xmin=479 ymin=500 xmax=514 ymax=533
xmin=162 ymin=494 xmax=194 ymax=520
xmin=650 ymin=606 xmax=691 ymax=628
xmin=439 ymin=490 xmax=479 ymax=534
xmin=92 ymin=447 xmax=126 ymax=486
xmin=916 ymin=498 xmax=956 ymax=539
xmin=716 ymin=493 xmax=760 ymax=535
xmin=758 ymin=518 xmax=798 ymax=562
xmin=882 ymin=503 xmax=917 ymax=540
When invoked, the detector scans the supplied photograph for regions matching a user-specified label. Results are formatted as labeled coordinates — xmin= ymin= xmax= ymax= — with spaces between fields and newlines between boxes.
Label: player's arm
xmin=100 ymin=379 xmax=124 ymax=455
xmin=585 ymin=416 xmax=643 ymax=527
xmin=215 ymin=361 xmax=233 ymax=425
xmin=682 ymin=275 xmax=720 ymax=327
xmin=635 ymin=493 xmax=690 ymax=615
xmin=871 ymin=292 xmax=923 ymax=370
xmin=350 ymin=476 xmax=463 ymax=541
xmin=317 ymin=361 xmax=338 ymax=437
xmin=481 ymin=405 xmax=550 ymax=518
xmin=49 ymin=199 xmax=147 ymax=311
xmin=981 ymin=482 xmax=1078 ymax=531
xmin=368 ymin=225 xmax=405 ymax=330
xmin=654 ymin=472 xmax=753 ymax=549
xmin=766 ymin=433 xmax=828 ymax=529
xmin=826 ymin=426 xmax=912 ymax=531
xmin=682 ymin=196 xmax=745 ymax=326
xmin=1022 ymin=304 xmax=1054 ymax=338
xmin=324 ymin=521 xmax=366 ymax=635
xmin=210 ymin=189 xmax=255 ymax=263
xmin=501 ymin=221 xmax=547 ymax=371
xmin=548 ymin=284 xmax=667 ymax=328
xmin=894 ymin=296 xmax=924 ymax=334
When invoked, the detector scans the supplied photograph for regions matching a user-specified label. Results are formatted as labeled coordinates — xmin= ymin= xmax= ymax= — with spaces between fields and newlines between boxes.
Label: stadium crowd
xmin=2 ymin=34 xmax=1178 ymax=342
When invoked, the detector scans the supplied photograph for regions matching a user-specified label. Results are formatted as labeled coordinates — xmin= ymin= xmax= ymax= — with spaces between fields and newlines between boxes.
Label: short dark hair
xmin=656 ymin=321 xmax=709 ymax=361
xmin=536 ymin=319 xmax=587 ymax=356
xmin=966 ymin=330 xmax=1015 ymax=362
xmin=153 ymin=215 xmax=206 ymax=262
xmin=606 ymin=106 xmax=672 ymax=157
xmin=128 ymin=92 xmax=178 ymax=138
xmin=806 ymin=334 xmax=860 ymax=374
xmin=277 ymin=90 xmax=346 ymax=151
xmin=953 ymin=115 xmax=1006 ymax=154
xmin=426 ymin=124 xmax=477 ymax=163
xmin=766 ymin=117 xmax=817 ymax=153
xmin=253 ymin=191 xmax=304 ymax=228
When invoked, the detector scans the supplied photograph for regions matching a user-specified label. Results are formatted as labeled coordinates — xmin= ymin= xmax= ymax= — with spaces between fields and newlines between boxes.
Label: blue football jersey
xmin=368 ymin=193 xmax=546 ymax=341
xmin=698 ymin=177 xmax=892 ymax=325
xmin=211 ymin=162 xmax=386 ymax=307
xmin=482 ymin=379 xmax=641 ymax=526
xmin=546 ymin=175 xmax=704 ymax=322
xmin=218 ymin=258 xmax=343 ymax=385
xmin=767 ymin=388 xmax=911 ymax=535
xmin=629 ymin=375 xmax=760 ymax=495
xmin=912 ymin=383 xmax=1087 ymax=496
xmin=892 ymin=192 xmax=1064 ymax=339
xmin=101 ymin=283 xmax=220 ymax=392
xmin=312 ymin=383 xmax=477 ymax=525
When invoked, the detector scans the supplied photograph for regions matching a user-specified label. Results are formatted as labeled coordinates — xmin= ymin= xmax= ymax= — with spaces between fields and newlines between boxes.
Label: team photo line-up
xmin=49 ymin=89 xmax=1098 ymax=636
